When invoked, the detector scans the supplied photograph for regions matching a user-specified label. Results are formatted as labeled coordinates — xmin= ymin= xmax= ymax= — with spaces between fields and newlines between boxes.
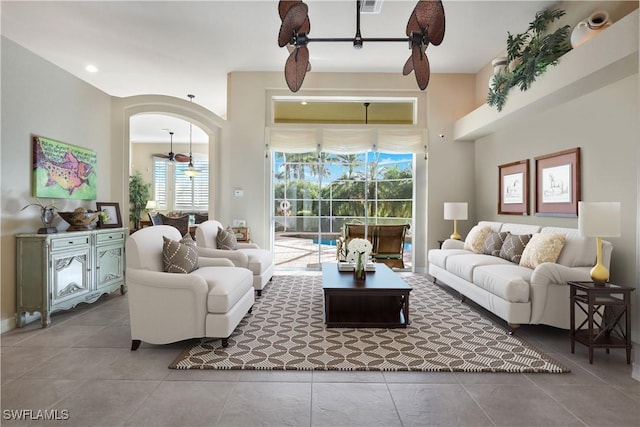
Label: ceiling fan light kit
xmin=277 ymin=0 xmax=445 ymax=92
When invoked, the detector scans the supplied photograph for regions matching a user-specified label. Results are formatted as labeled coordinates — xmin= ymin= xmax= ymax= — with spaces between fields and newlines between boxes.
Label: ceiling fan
xmin=153 ymin=131 xmax=190 ymax=162
xmin=277 ymin=0 xmax=445 ymax=92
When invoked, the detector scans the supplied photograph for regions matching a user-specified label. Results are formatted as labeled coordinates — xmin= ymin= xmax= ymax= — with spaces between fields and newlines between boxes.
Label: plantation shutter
xmin=174 ymin=159 xmax=209 ymax=211
xmin=153 ymin=158 xmax=168 ymax=210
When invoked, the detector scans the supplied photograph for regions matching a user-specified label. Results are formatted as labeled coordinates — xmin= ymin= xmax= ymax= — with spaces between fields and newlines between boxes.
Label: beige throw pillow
xmin=163 ymin=234 xmax=199 ymax=274
xmin=520 ymin=232 xmax=566 ymax=269
xmin=216 ymin=226 xmax=238 ymax=250
xmin=463 ymin=226 xmax=491 ymax=253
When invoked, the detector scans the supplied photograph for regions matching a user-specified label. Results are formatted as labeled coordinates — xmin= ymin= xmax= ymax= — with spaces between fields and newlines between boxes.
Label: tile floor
xmin=1 ymin=275 xmax=639 ymax=427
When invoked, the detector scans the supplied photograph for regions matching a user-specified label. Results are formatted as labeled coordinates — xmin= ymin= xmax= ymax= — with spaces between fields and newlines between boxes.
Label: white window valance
xmin=266 ymin=126 xmax=427 ymax=154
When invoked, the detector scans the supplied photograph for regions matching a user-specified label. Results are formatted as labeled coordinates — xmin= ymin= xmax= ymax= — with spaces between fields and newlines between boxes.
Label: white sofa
xmin=126 ymin=225 xmax=255 ymax=349
xmin=196 ymin=220 xmax=275 ymax=295
xmin=428 ymin=221 xmax=612 ymax=331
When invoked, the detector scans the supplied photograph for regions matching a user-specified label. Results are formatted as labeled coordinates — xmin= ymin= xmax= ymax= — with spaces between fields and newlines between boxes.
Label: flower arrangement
xmin=346 ymin=238 xmax=372 ymax=281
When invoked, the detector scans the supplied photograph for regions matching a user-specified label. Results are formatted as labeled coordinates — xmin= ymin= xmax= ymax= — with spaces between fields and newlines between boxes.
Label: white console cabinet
xmin=15 ymin=228 xmax=127 ymax=328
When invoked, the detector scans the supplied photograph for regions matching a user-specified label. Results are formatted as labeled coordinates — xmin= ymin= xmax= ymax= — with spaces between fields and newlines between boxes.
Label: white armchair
xmin=196 ymin=220 xmax=275 ymax=296
xmin=126 ymin=225 xmax=254 ymax=349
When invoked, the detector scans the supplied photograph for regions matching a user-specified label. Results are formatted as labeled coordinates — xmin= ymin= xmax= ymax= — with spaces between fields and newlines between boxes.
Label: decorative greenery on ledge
xmin=487 ymin=8 xmax=571 ymax=112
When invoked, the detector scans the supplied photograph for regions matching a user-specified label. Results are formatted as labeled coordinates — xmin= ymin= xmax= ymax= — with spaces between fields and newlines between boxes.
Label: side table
xmin=568 ymin=281 xmax=634 ymax=364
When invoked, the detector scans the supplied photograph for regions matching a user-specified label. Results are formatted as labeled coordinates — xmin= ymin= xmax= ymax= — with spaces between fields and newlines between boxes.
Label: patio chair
xmin=338 ymin=223 xmax=410 ymax=269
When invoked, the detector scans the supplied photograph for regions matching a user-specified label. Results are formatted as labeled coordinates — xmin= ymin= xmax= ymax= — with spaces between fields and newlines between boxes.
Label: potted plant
xmin=129 ymin=171 xmax=150 ymax=230
xmin=487 ymin=8 xmax=571 ymax=112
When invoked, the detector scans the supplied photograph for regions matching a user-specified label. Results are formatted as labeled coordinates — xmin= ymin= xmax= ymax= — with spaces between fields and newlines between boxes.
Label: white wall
xmin=1 ymin=37 xmax=113 ymax=329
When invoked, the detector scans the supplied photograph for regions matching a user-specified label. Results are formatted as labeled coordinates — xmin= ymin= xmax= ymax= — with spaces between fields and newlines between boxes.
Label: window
xmin=153 ymin=156 xmax=208 ymax=212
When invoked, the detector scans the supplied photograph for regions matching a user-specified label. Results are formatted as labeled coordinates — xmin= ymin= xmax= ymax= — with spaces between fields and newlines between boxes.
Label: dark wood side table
xmin=568 ymin=281 xmax=634 ymax=364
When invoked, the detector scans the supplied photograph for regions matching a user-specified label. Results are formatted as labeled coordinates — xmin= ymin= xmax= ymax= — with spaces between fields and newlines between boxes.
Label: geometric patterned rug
xmin=169 ymin=274 xmax=570 ymax=373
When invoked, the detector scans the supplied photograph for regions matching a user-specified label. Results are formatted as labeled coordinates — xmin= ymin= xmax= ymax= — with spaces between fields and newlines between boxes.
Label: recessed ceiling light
xmin=301 ymin=101 xmax=308 ymax=105
xmin=85 ymin=65 xmax=98 ymax=73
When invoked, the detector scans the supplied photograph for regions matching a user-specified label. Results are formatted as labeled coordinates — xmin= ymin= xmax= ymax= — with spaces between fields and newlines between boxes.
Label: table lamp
xmin=145 ymin=200 xmax=157 ymax=213
xmin=444 ymin=202 xmax=468 ymax=240
xmin=578 ymin=201 xmax=620 ymax=284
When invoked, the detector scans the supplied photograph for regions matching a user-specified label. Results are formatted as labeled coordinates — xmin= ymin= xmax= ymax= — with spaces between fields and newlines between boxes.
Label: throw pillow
xmin=463 ymin=226 xmax=491 ymax=253
xmin=216 ymin=226 xmax=238 ymax=250
xmin=499 ymin=233 xmax=532 ymax=264
xmin=163 ymin=234 xmax=199 ymax=273
xmin=482 ymin=231 xmax=509 ymax=257
xmin=520 ymin=233 xmax=567 ymax=269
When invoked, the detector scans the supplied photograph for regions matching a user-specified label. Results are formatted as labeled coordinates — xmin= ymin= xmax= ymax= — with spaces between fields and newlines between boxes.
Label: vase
xmin=571 ymin=10 xmax=612 ymax=48
xmin=488 ymin=56 xmax=508 ymax=89
xmin=354 ymin=253 xmax=366 ymax=282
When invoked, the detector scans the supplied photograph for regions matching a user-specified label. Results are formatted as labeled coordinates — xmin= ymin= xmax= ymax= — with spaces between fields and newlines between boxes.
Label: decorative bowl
xmin=58 ymin=208 xmax=100 ymax=230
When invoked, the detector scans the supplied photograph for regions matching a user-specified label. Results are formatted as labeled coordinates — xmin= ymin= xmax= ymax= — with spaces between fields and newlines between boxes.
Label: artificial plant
xmin=487 ymin=8 xmax=571 ymax=112
xmin=129 ymin=171 xmax=150 ymax=230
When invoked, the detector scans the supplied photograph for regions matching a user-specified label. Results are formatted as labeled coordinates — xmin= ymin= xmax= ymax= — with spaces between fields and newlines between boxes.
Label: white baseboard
xmin=1 ymin=313 xmax=41 ymax=334
xmin=633 ymin=362 xmax=640 ymax=382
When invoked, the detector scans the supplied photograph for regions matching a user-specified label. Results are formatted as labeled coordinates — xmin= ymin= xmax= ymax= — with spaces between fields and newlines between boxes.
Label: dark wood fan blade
xmin=402 ymin=56 xmax=413 ymax=76
xmin=300 ymin=16 xmax=310 ymax=34
xmin=414 ymin=0 xmax=445 ymax=46
xmin=278 ymin=3 xmax=309 ymax=47
xmin=412 ymin=44 xmax=430 ymax=90
xmin=406 ymin=10 xmax=419 ymax=36
xmin=284 ymin=45 xmax=309 ymax=92
xmin=278 ymin=1 xmax=300 ymax=20
xmin=153 ymin=153 xmax=170 ymax=159
xmin=174 ymin=154 xmax=190 ymax=163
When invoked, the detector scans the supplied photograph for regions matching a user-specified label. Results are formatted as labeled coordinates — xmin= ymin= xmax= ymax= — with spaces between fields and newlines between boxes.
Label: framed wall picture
xmin=96 ymin=202 xmax=122 ymax=228
xmin=32 ymin=135 xmax=98 ymax=200
xmin=535 ymin=147 xmax=580 ymax=217
xmin=498 ymin=159 xmax=529 ymax=215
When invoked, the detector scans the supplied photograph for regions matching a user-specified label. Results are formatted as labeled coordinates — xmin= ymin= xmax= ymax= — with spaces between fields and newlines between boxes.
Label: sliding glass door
xmin=273 ymin=150 xmax=414 ymax=269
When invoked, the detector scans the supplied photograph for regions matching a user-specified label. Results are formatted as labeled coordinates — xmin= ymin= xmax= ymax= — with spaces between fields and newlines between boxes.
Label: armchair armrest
xmin=198 ymin=257 xmax=235 ymax=267
xmin=195 ymin=247 xmax=250 ymax=268
xmin=237 ymin=242 xmax=259 ymax=249
xmin=530 ymin=263 xmax=593 ymax=286
xmin=126 ymin=268 xmax=208 ymax=293
xmin=442 ymin=239 xmax=465 ymax=250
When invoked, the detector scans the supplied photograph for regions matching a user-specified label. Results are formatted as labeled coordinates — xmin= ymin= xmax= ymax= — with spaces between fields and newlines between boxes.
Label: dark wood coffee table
xmin=321 ymin=262 xmax=412 ymax=328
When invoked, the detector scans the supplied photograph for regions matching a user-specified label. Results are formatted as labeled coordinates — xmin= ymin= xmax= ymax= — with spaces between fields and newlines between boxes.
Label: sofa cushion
xmin=463 ymin=226 xmax=491 ymax=253
xmin=520 ymin=232 xmax=566 ymax=269
xmin=216 ymin=226 xmax=238 ymax=250
xmin=428 ymin=249 xmax=470 ymax=270
xmin=445 ymin=253 xmax=513 ymax=282
xmin=482 ymin=231 xmax=509 ymax=257
xmin=542 ymin=226 xmax=597 ymax=267
xmin=163 ymin=234 xmax=199 ymax=273
xmin=499 ymin=233 xmax=532 ymax=264
xmin=473 ymin=264 xmax=532 ymax=303
xmin=190 ymin=267 xmax=253 ymax=313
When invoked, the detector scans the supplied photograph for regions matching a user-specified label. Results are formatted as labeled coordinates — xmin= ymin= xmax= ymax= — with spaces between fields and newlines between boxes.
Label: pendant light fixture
xmin=184 ymin=94 xmax=200 ymax=179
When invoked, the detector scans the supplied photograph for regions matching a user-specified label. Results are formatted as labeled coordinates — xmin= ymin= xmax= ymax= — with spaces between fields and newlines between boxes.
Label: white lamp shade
xmin=444 ymin=202 xmax=468 ymax=220
xmin=145 ymin=200 xmax=157 ymax=210
xmin=578 ymin=201 xmax=621 ymax=237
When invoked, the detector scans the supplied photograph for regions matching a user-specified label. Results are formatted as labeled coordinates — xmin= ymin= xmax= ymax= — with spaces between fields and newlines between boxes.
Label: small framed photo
xmin=96 ymin=202 xmax=122 ymax=228
xmin=498 ymin=159 xmax=529 ymax=215
xmin=535 ymin=147 xmax=580 ymax=217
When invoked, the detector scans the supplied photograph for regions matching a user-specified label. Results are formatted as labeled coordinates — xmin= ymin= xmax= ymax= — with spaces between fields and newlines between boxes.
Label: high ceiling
xmin=1 ymin=0 xmax=555 ymax=142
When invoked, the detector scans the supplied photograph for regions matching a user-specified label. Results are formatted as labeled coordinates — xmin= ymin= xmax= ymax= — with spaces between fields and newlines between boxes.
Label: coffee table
xmin=321 ymin=262 xmax=412 ymax=328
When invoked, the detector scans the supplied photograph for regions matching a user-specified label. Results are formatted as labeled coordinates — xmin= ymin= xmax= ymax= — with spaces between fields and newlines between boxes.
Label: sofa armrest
xmin=237 ymin=242 xmax=260 ymax=249
xmin=530 ymin=263 xmax=593 ymax=286
xmin=195 ymin=247 xmax=249 ymax=268
xmin=442 ymin=239 xmax=464 ymax=250
xmin=198 ymin=257 xmax=235 ymax=267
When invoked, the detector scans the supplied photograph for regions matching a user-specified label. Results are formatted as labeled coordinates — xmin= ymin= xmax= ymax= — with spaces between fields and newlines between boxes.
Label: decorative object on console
xmin=21 ymin=199 xmax=57 ymax=234
xmin=32 ymin=135 xmax=97 ymax=200
xmin=498 ymin=159 xmax=529 ymax=215
xmin=277 ymin=0 xmax=445 ymax=92
xmin=58 ymin=207 xmax=101 ymax=231
xmin=535 ymin=147 xmax=580 ymax=217
xmin=184 ymin=94 xmax=200 ymax=179
xmin=487 ymin=8 xmax=571 ymax=112
xmin=96 ymin=202 xmax=122 ymax=228
xmin=444 ymin=202 xmax=467 ymax=240
xmin=570 ymin=10 xmax=612 ymax=48
xmin=578 ymin=201 xmax=620 ymax=284
xmin=346 ymin=237 xmax=372 ymax=282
